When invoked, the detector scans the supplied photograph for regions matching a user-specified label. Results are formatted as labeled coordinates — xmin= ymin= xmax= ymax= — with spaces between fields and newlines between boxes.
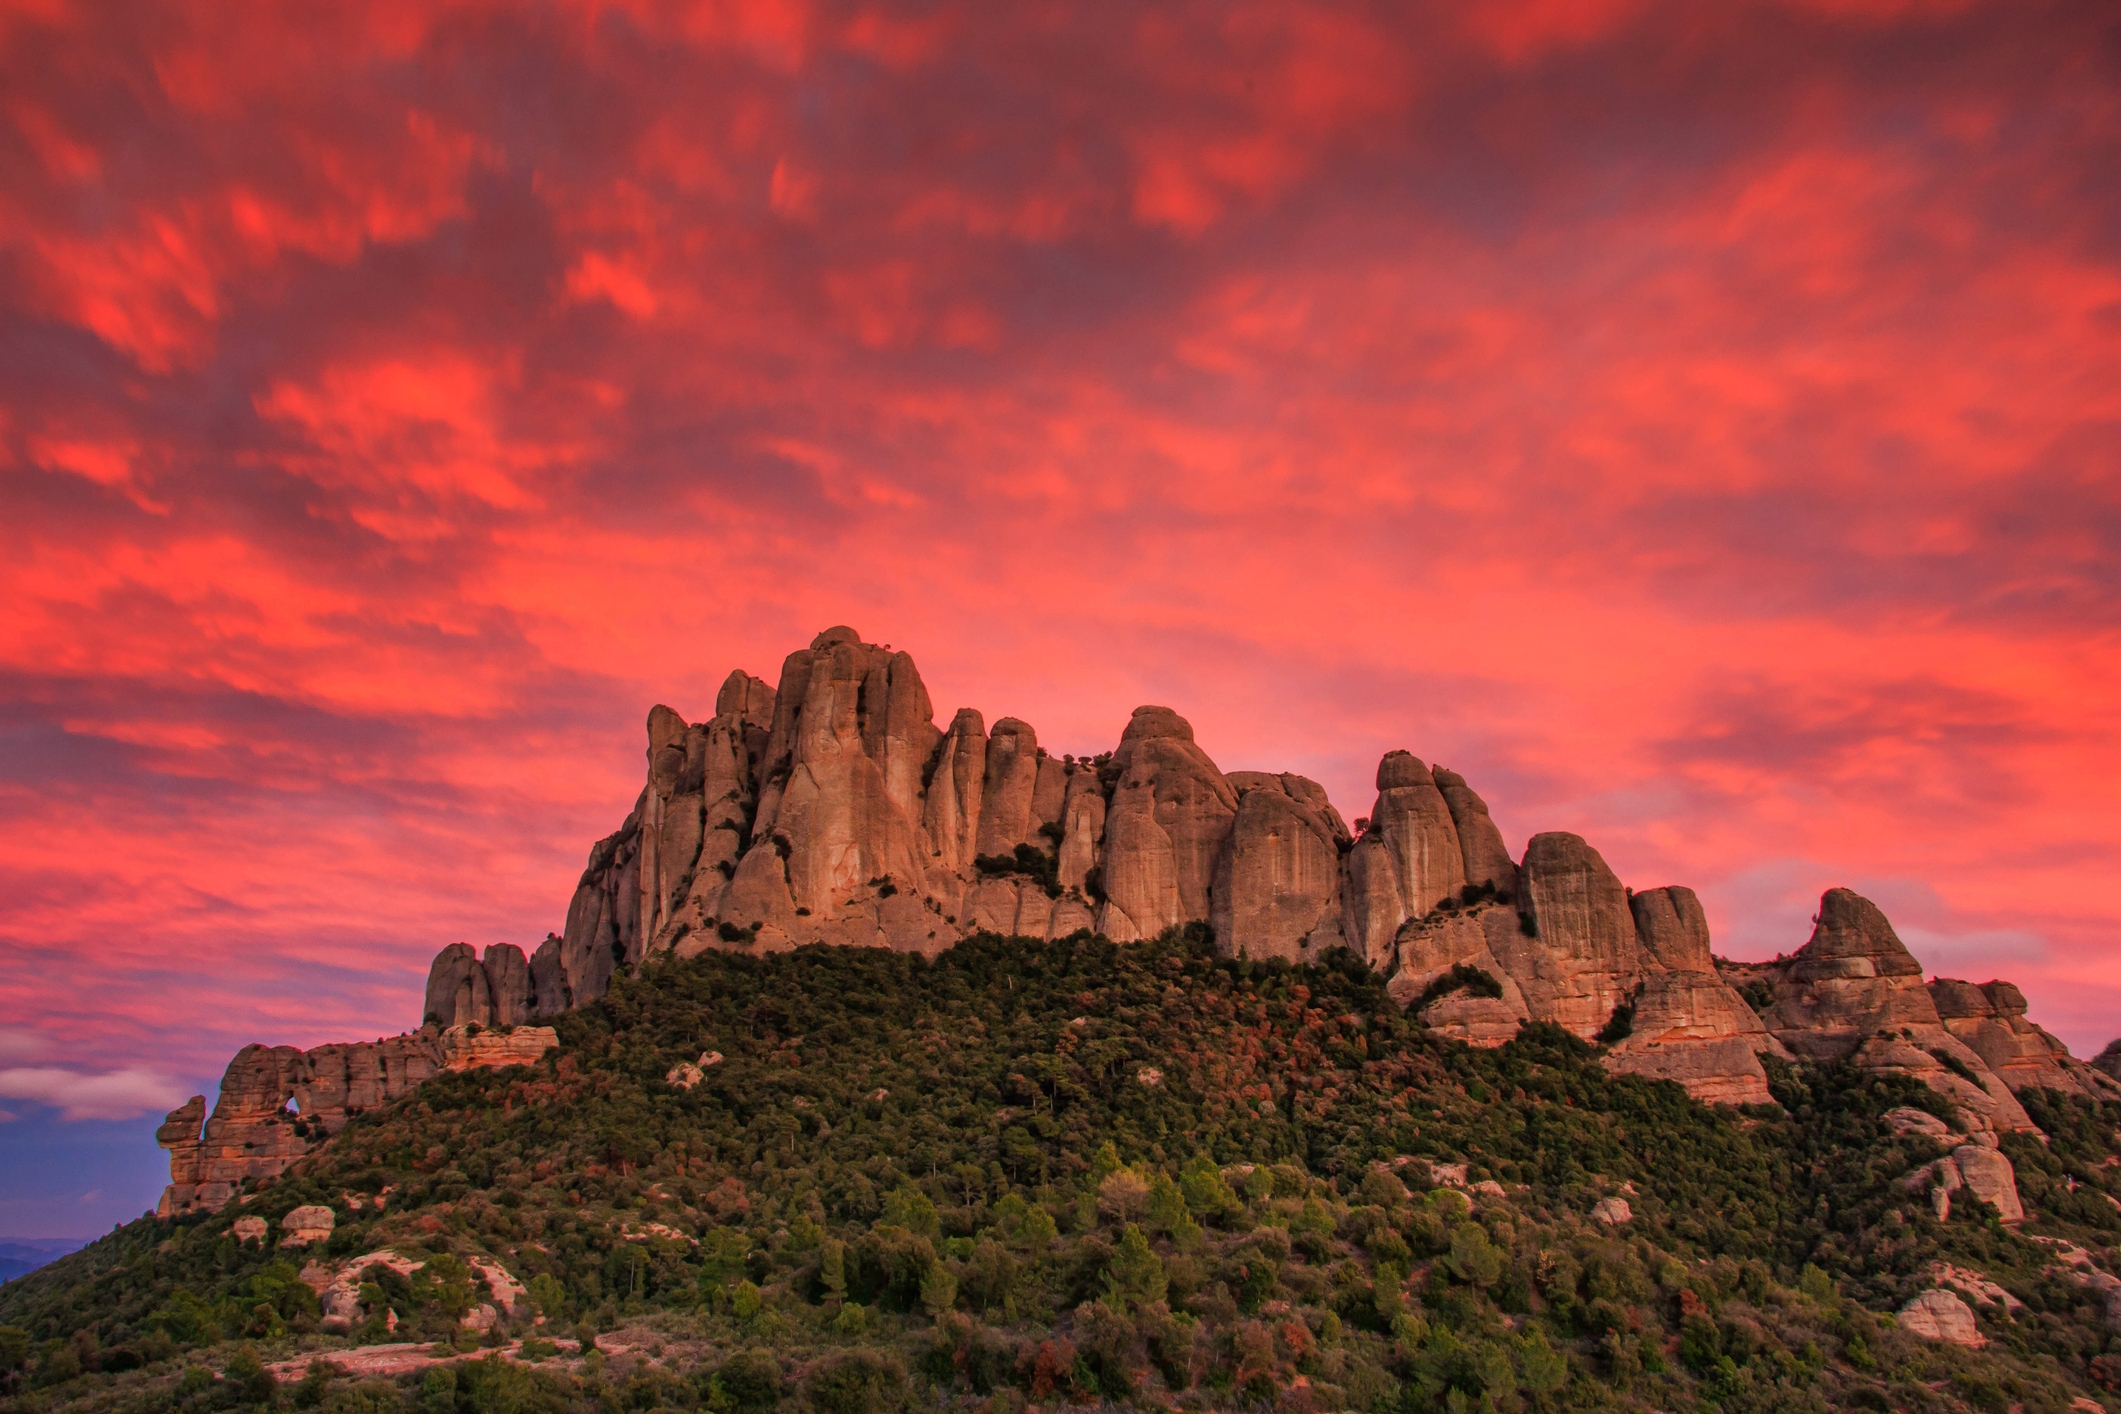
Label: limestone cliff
xmin=166 ymin=626 xmax=2104 ymax=1213
xmin=156 ymin=1024 xmax=554 ymax=1215
xmin=471 ymin=629 xmax=2101 ymax=1117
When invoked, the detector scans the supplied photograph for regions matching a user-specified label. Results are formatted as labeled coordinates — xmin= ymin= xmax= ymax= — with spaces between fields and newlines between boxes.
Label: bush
xmin=225 ymin=1346 xmax=278 ymax=1406
xmin=805 ymin=1349 xmax=910 ymax=1414
xmin=715 ymin=1350 xmax=783 ymax=1411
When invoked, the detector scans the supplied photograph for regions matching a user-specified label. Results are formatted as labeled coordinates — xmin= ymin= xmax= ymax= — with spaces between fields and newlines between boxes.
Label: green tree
xmin=820 ymin=1239 xmax=849 ymax=1301
xmin=919 ymin=1262 xmax=958 ymax=1318
xmin=225 ymin=1347 xmax=278 ymax=1407
xmin=881 ymin=1185 xmax=940 ymax=1239
xmin=1518 ymin=1328 xmax=1568 ymax=1401
xmin=1444 ymin=1222 xmax=1502 ymax=1288
xmin=1179 ymin=1155 xmax=1236 ymax=1220
xmin=1102 ymin=1226 xmax=1167 ymax=1313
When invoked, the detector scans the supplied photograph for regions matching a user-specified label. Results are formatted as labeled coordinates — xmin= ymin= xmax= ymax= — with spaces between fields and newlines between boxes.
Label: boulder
xmin=1885 ymin=1106 xmax=1955 ymax=1140
xmin=1950 ymin=1144 xmax=2026 ymax=1223
xmin=280 ymin=1205 xmax=335 ymax=1246
xmin=1212 ymin=772 xmax=1349 ymax=962
xmin=230 ymin=1216 xmax=267 ymax=1242
xmin=1898 ymin=1289 xmax=1985 ymax=1347
xmin=1097 ymin=707 xmax=1237 ymax=942
xmin=1592 ymin=1198 xmax=1632 ymax=1224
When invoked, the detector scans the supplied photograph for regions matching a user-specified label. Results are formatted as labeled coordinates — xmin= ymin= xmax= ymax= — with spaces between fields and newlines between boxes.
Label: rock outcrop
xmin=1430 ymin=766 xmax=1517 ymax=899
xmin=170 ymin=627 xmax=2110 ymax=1214
xmin=1898 ymin=1289 xmax=1985 ymax=1348
xmin=1098 ymin=707 xmax=1238 ymax=944
xmin=1601 ymin=887 xmax=1788 ymax=1106
xmin=1494 ymin=833 xmax=1643 ymax=1041
xmin=1342 ymin=752 xmax=1465 ymax=968
xmin=158 ymin=1025 xmax=556 ymax=1215
xmin=2098 ymin=1041 xmax=2121 ymax=1083
xmin=1385 ymin=906 xmax=1534 ymax=1047
xmin=422 ymin=943 xmax=535 ymax=1029
xmin=1211 ymin=772 xmax=1349 ymax=962
xmin=1929 ymin=979 xmax=2121 ymax=1100
xmin=1750 ymin=889 xmax=2038 ymax=1135
xmin=1906 ymin=1145 xmax=2027 ymax=1224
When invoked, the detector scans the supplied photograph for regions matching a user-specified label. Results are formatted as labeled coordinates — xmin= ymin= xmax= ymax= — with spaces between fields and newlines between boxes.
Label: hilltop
xmin=8 ymin=625 xmax=2121 ymax=1413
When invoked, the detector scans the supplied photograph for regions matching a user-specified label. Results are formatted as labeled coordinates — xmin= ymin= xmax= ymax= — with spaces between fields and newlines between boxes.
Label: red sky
xmin=3 ymin=0 xmax=2120 ymax=1226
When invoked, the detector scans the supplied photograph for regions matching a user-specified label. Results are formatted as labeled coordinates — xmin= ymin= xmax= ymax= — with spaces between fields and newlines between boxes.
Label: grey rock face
xmin=422 ymin=943 xmax=488 ymax=1028
xmin=1212 ymin=772 xmax=1347 ymax=961
xmin=1096 ymin=707 xmax=1237 ymax=943
xmin=1431 ymin=766 xmax=1517 ymax=898
xmin=1498 ymin=833 xmax=1642 ymax=1041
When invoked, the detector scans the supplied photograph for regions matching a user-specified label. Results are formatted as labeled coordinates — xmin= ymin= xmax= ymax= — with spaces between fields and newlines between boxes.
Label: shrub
xmin=1411 ymin=964 xmax=1504 ymax=1014
xmin=805 ymin=1349 xmax=909 ymax=1414
xmin=716 ymin=1350 xmax=784 ymax=1412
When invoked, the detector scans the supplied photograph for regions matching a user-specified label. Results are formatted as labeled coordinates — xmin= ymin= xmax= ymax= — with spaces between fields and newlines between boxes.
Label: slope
xmin=9 ymin=930 xmax=2121 ymax=1413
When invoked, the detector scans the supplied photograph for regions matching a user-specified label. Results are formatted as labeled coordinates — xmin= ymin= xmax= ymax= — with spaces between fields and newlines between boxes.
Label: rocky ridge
xmin=159 ymin=627 xmax=2118 ymax=1215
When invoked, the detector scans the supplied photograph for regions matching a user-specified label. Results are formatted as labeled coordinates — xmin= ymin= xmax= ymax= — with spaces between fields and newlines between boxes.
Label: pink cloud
xmin=2 ymin=0 xmax=2119 ymax=1109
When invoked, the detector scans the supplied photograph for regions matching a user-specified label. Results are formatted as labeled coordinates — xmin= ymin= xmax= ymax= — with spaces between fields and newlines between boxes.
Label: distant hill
xmin=0 ymin=1240 xmax=90 ymax=1286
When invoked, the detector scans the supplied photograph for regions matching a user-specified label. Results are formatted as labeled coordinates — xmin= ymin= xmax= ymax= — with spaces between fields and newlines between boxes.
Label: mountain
xmin=0 ymin=1241 xmax=90 ymax=1287
xmin=7 ymin=626 xmax=2121 ymax=1414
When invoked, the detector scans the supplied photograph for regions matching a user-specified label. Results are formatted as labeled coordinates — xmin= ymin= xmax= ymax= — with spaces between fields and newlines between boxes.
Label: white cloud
xmin=0 ymin=1067 xmax=190 ymax=1121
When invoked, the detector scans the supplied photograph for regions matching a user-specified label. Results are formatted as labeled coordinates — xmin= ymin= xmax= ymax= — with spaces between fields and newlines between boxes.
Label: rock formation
xmin=445 ymin=629 xmax=2101 ymax=1114
xmin=424 ymin=943 xmax=539 ymax=1029
xmin=1898 ymin=1289 xmax=1986 ymax=1348
xmin=1098 ymin=707 xmax=1238 ymax=944
xmin=167 ymin=626 xmax=2111 ymax=1213
xmin=2097 ymin=1040 xmax=2121 ymax=1083
xmin=1342 ymin=752 xmax=1464 ymax=968
xmin=1747 ymin=889 xmax=2038 ymax=1135
xmin=1928 ymin=979 xmax=2121 ymax=1100
xmin=157 ymin=1024 xmax=555 ymax=1215
xmin=1495 ymin=833 xmax=1643 ymax=1040
xmin=1601 ymin=887 xmax=1789 ymax=1106
xmin=1211 ymin=772 xmax=1349 ymax=963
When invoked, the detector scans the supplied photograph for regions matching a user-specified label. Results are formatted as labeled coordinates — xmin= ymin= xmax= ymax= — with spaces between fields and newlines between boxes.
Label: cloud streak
xmin=0 ymin=1068 xmax=190 ymax=1123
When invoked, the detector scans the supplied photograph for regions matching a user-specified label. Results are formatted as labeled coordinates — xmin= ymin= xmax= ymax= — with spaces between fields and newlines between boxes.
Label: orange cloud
xmin=3 ymin=0 xmax=2120 ymax=1151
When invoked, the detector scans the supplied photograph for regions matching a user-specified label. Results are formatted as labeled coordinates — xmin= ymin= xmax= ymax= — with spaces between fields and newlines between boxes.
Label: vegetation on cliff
xmin=9 ymin=929 xmax=2121 ymax=1413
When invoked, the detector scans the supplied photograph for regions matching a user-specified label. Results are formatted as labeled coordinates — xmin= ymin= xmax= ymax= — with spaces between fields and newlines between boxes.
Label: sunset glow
xmin=3 ymin=0 xmax=2118 ymax=1233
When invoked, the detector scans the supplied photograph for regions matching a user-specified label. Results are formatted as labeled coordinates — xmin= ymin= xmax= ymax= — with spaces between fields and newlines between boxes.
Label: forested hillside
xmin=9 ymin=930 xmax=2121 ymax=1413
